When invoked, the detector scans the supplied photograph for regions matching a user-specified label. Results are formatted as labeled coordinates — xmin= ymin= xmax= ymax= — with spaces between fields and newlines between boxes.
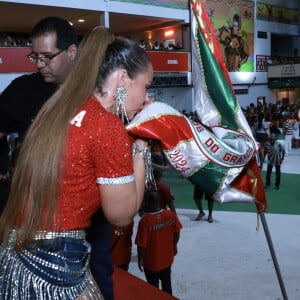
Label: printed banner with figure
xmin=205 ymin=0 xmax=254 ymax=72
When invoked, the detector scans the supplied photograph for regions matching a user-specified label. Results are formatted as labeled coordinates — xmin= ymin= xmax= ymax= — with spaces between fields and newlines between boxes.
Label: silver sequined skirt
xmin=0 ymin=230 xmax=103 ymax=299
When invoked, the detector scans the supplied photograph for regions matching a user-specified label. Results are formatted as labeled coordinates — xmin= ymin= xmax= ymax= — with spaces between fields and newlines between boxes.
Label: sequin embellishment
xmin=96 ymin=174 xmax=134 ymax=185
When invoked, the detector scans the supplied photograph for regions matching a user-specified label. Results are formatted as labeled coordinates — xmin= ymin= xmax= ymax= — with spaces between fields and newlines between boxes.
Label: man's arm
xmin=263 ymin=144 xmax=267 ymax=162
xmin=137 ymin=246 xmax=145 ymax=272
xmin=0 ymin=77 xmax=19 ymax=135
xmin=173 ymin=231 xmax=180 ymax=255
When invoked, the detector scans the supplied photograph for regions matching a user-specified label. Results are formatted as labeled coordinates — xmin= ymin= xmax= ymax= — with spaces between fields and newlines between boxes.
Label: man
xmin=0 ymin=17 xmax=73 ymax=217
xmin=282 ymin=113 xmax=294 ymax=157
xmin=135 ymin=190 xmax=182 ymax=295
xmin=264 ymin=134 xmax=285 ymax=190
xmin=0 ymin=16 xmax=114 ymax=300
xmin=193 ymin=184 xmax=214 ymax=223
xmin=0 ymin=18 xmax=77 ymax=141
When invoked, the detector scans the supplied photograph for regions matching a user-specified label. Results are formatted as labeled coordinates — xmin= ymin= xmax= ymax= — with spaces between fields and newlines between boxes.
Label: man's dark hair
xmin=31 ymin=16 xmax=78 ymax=50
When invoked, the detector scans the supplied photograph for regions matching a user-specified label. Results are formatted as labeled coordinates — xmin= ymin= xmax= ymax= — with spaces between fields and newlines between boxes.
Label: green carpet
xmin=161 ymin=170 xmax=300 ymax=215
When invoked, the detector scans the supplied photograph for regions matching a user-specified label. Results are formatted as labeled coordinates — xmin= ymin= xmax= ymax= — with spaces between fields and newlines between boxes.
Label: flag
xmin=190 ymin=0 xmax=267 ymax=211
xmin=127 ymin=0 xmax=267 ymax=212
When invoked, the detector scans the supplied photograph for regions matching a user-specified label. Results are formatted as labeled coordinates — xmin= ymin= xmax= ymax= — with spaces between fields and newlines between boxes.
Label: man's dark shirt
xmin=0 ymin=72 xmax=57 ymax=137
xmin=0 ymin=72 xmax=57 ymax=213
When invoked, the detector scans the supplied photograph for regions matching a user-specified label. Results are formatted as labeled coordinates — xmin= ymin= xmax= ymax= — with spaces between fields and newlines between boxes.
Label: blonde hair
xmin=0 ymin=26 xmax=115 ymax=249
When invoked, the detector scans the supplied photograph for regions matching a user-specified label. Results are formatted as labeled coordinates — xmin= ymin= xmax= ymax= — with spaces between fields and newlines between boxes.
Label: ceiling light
xmin=165 ymin=30 xmax=174 ymax=37
xmin=78 ymin=19 xmax=85 ymax=23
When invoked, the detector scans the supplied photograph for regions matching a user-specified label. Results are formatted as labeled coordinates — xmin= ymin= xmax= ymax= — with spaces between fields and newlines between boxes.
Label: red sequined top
xmin=56 ymin=97 xmax=134 ymax=230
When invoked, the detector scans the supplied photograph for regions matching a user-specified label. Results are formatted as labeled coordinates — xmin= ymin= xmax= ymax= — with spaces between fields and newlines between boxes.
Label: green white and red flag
xmin=190 ymin=0 xmax=267 ymax=211
xmin=127 ymin=0 xmax=267 ymax=212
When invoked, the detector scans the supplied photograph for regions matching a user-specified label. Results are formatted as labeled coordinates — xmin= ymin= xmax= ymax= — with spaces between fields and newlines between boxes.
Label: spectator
xmin=139 ymin=39 xmax=147 ymax=50
xmin=3 ymin=35 xmax=16 ymax=46
xmin=167 ymin=42 xmax=175 ymax=50
xmin=193 ymin=184 xmax=214 ymax=223
xmin=282 ymin=113 xmax=294 ymax=156
xmin=152 ymin=41 xmax=161 ymax=51
xmin=135 ymin=190 xmax=182 ymax=295
xmin=110 ymin=222 xmax=134 ymax=271
xmin=264 ymin=134 xmax=285 ymax=190
xmin=254 ymin=113 xmax=268 ymax=145
xmin=270 ymin=123 xmax=284 ymax=149
xmin=292 ymin=116 xmax=300 ymax=149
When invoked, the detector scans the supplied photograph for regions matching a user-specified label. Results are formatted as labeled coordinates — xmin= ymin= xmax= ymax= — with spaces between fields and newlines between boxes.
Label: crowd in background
xmin=139 ymin=39 xmax=184 ymax=51
xmin=181 ymin=100 xmax=300 ymax=149
xmin=0 ymin=33 xmax=31 ymax=47
xmin=243 ymin=101 xmax=300 ymax=147
xmin=0 ymin=33 xmax=186 ymax=52
xmin=268 ymin=56 xmax=300 ymax=65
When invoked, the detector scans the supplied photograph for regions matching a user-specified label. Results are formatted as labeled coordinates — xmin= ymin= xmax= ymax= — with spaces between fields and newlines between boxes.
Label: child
xmin=135 ymin=190 xmax=182 ymax=295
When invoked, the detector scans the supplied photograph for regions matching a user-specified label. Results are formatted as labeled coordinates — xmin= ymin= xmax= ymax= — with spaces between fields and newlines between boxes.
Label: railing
xmin=0 ymin=47 xmax=191 ymax=74
xmin=146 ymin=51 xmax=190 ymax=72
xmin=0 ymin=47 xmax=35 ymax=73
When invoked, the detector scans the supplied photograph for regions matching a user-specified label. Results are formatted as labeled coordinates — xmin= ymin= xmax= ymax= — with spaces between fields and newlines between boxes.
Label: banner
xmin=0 ymin=47 xmax=36 ymax=73
xmin=147 ymin=51 xmax=190 ymax=72
xmin=205 ymin=0 xmax=254 ymax=72
xmin=257 ymin=2 xmax=300 ymax=25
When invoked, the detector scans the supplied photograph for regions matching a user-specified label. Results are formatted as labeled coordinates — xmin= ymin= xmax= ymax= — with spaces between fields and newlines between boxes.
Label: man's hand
xmin=137 ymin=246 xmax=145 ymax=272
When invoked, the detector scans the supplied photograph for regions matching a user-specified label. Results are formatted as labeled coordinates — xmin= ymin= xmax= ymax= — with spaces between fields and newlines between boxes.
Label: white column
xmin=99 ymin=11 xmax=109 ymax=28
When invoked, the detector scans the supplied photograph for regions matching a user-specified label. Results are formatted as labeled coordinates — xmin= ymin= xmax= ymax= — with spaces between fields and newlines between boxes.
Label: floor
xmin=128 ymin=148 xmax=300 ymax=300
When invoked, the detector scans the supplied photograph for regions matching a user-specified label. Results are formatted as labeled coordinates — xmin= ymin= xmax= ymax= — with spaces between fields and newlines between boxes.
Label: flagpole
xmin=260 ymin=212 xmax=288 ymax=300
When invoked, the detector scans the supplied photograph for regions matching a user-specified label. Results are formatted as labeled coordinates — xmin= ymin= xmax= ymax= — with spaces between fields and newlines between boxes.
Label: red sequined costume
xmin=56 ymin=97 xmax=134 ymax=230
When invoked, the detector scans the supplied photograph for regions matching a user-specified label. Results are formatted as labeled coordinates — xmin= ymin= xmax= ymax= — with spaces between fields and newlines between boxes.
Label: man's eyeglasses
xmin=27 ymin=46 xmax=68 ymax=65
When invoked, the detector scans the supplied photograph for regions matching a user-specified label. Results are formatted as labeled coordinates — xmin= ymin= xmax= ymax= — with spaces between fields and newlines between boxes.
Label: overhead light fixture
xmin=69 ymin=21 xmax=73 ymax=26
xmin=164 ymin=30 xmax=174 ymax=37
xmin=78 ymin=19 xmax=85 ymax=23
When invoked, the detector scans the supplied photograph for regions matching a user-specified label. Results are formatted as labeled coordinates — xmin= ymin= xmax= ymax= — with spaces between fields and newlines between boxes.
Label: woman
xmin=0 ymin=26 xmax=153 ymax=299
